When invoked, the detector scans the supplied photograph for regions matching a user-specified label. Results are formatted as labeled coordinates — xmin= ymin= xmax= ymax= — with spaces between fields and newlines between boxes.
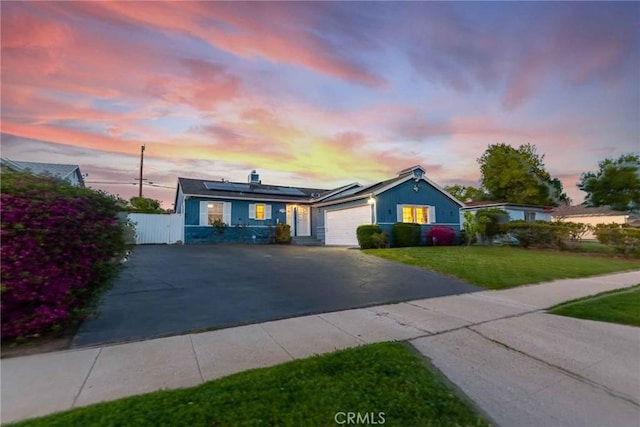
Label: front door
xmin=286 ymin=205 xmax=310 ymax=237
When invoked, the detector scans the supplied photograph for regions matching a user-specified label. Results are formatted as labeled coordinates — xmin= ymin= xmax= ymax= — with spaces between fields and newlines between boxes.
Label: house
xmin=0 ymin=158 xmax=85 ymax=187
xmin=460 ymin=202 xmax=552 ymax=223
xmin=173 ymin=166 xmax=463 ymax=245
xmin=551 ymin=205 xmax=634 ymax=239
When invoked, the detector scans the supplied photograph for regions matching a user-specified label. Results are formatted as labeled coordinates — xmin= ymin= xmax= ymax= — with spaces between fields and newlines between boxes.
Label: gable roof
xmin=462 ymin=201 xmax=551 ymax=211
xmin=315 ymin=166 xmax=464 ymax=207
xmin=1 ymin=158 xmax=85 ymax=187
xmin=175 ymin=166 xmax=464 ymax=209
xmin=177 ymin=177 xmax=331 ymax=203
xmin=551 ymin=205 xmax=629 ymax=217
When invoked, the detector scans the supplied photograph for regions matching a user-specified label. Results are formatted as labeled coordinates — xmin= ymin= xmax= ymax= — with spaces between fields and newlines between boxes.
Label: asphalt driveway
xmin=73 ymin=245 xmax=479 ymax=347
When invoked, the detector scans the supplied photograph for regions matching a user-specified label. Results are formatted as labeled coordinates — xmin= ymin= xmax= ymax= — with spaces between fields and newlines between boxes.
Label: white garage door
xmin=325 ymin=205 xmax=372 ymax=246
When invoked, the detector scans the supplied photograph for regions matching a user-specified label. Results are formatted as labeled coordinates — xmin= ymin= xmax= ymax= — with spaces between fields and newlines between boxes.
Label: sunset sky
xmin=2 ymin=1 xmax=638 ymax=208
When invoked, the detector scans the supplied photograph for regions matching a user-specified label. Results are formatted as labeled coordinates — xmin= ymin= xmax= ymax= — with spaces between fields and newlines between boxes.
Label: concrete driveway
xmin=73 ymin=245 xmax=478 ymax=347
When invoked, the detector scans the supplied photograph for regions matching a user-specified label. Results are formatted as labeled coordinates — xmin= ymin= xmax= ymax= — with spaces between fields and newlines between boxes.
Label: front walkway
xmin=2 ymin=271 xmax=639 ymax=425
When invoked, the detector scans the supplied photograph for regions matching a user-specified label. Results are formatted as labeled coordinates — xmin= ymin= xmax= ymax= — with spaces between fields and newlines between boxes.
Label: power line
xmin=86 ymin=181 xmax=175 ymax=189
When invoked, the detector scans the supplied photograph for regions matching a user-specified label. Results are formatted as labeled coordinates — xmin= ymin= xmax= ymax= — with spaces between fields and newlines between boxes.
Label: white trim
xmin=199 ymin=201 xmax=209 ymax=225
xmin=222 ymin=202 xmax=231 ymax=224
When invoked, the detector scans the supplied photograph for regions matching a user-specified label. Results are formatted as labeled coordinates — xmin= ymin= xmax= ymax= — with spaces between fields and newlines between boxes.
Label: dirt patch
xmin=1 ymin=324 xmax=78 ymax=359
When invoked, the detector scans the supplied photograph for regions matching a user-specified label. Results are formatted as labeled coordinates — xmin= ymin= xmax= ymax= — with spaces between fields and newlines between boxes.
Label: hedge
xmin=356 ymin=224 xmax=386 ymax=249
xmin=501 ymin=220 xmax=570 ymax=249
xmin=1 ymin=170 xmax=131 ymax=339
xmin=594 ymin=224 xmax=640 ymax=256
xmin=392 ymin=223 xmax=421 ymax=247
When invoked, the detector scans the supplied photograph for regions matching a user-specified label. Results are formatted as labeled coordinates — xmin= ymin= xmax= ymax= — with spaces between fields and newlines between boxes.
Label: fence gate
xmin=128 ymin=213 xmax=183 ymax=244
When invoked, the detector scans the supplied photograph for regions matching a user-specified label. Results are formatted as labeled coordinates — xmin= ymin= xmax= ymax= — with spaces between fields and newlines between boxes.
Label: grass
xmin=363 ymin=246 xmax=640 ymax=289
xmin=11 ymin=342 xmax=489 ymax=427
xmin=564 ymin=241 xmax=616 ymax=255
xmin=549 ymin=285 xmax=640 ymax=326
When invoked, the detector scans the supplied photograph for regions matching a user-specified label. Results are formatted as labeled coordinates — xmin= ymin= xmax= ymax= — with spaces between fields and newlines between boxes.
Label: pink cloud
xmin=502 ymin=4 xmax=636 ymax=108
xmin=79 ymin=1 xmax=385 ymax=87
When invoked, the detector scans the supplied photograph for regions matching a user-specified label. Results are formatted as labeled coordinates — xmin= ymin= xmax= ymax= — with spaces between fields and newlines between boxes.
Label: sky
xmin=1 ymin=1 xmax=638 ymax=208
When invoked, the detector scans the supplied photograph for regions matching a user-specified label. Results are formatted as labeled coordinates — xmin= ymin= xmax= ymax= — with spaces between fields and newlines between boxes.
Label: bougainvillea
xmin=1 ymin=170 xmax=130 ymax=339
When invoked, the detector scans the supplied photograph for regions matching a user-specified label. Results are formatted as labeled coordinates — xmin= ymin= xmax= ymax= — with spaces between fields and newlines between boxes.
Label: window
xmin=208 ymin=202 xmax=224 ymax=225
xmin=249 ymin=203 xmax=271 ymax=220
xmin=255 ymin=204 xmax=265 ymax=220
xmin=199 ymin=201 xmax=231 ymax=226
xmin=398 ymin=205 xmax=432 ymax=224
xmin=525 ymin=211 xmax=536 ymax=222
xmin=416 ymin=207 xmax=429 ymax=224
xmin=402 ymin=206 xmax=414 ymax=223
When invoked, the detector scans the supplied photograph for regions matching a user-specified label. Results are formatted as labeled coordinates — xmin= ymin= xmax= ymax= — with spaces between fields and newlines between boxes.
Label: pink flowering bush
xmin=1 ymin=170 xmax=130 ymax=339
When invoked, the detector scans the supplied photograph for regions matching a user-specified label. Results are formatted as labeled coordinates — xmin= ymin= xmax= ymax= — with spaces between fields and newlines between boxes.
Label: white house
xmin=1 ymin=158 xmax=85 ymax=187
xmin=551 ymin=205 xmax=632 ymax=239
xmin=461 ymin=202 xmax=552 ymax=223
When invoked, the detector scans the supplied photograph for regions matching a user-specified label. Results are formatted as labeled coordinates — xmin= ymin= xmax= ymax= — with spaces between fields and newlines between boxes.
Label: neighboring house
xmin=552 ymin=205 xmax=633 ymax=239
xmin=460 ymin=202 xmax=552 ymax=223
xmin=1 ymin=158 xmax=85 ymax=187
xmin=174 ymin=166 xmax=463 ymax=245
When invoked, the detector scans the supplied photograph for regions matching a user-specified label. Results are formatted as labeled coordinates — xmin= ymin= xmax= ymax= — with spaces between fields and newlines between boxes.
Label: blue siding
xmin=375 ymin=179 xmax=461 ymax=245
xmin=184 ymin=197 xmax=288 ymax=244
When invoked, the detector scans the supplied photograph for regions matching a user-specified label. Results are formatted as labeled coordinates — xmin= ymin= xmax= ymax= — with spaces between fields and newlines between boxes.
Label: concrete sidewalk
xmin=2 ymin=271 xmax=639 ymax=425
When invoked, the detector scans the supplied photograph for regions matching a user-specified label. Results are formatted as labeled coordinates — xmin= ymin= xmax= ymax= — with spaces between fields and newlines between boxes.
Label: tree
xmin=578 ymin=154 xmax=640 ymax=211
xmin=444 ymin=184 xmax=488 ymax=203
xmin=478 ymin=143 xmax=568 ymax=206
xmin=127 ymin=196 xmax=167 ymax=213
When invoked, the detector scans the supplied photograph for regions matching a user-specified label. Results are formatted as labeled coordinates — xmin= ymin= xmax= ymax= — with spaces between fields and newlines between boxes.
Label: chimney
xmin=249 ymin=170 xmax=261 ymax=184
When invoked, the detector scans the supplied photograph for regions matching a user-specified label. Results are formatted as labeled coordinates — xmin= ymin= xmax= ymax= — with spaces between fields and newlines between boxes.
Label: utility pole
xmin=138 ymin=144 xmax=145 ymax=198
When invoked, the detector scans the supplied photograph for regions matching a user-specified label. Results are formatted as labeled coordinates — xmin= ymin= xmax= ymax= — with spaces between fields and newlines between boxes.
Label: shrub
xmin=562 ymin=222 xmax=593 ymax=242
xmin=356 ymin=224 xmax=384 ymax=249
xmin=594 ymin=224 xmax=640 ymax=256
xmin=462 ymin=212 xmax=478 ymax=246
xmin=1 ymin=170 xmax=130 ymax=339
xmin=502 ymin=220 xmax=570 ymax=249
xmin=369 ymin=232 xmax=388 ymax=249
xmin=392 ymin=223 xmax=421 ymax=247
xmin=475 ymin=208 xmax=509 ymax=244
xmin=275 ymin=223 xmax=291 ymax=244
xmin=428 ymin=226 xmax=456 ymax=246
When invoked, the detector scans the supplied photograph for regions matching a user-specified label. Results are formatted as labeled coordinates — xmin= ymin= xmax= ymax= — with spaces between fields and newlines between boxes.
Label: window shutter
xmin=429 ymin=206 xmax=436 ymax=224
xmin=199 ymin=201 xmax=209 ymax=226
xmin=223 ymin=202 xmax=232 ymax=225
xmin=264 ymin=204 xmax=272 ymax=220
xmin=396 ymin=205 xmax=403 ymax=222
xmin=248 ymin=203 xmax=256 ymax=220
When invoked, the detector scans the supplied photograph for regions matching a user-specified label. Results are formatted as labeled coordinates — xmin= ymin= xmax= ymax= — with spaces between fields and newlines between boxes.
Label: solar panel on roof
xmin=204 ymin=181 xmax=308 ymax=197
xmin=204 ymin=182 xmax=251 ymax=192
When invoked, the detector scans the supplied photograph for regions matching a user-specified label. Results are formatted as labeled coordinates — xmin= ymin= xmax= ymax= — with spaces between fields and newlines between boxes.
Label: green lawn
xmin=363 ymin=246 xmax=640 ymax=289
xmin=11 ymin=343 xmax=489 ymax=427
xmin=549 ymin=285 xmax=640 ymax=326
